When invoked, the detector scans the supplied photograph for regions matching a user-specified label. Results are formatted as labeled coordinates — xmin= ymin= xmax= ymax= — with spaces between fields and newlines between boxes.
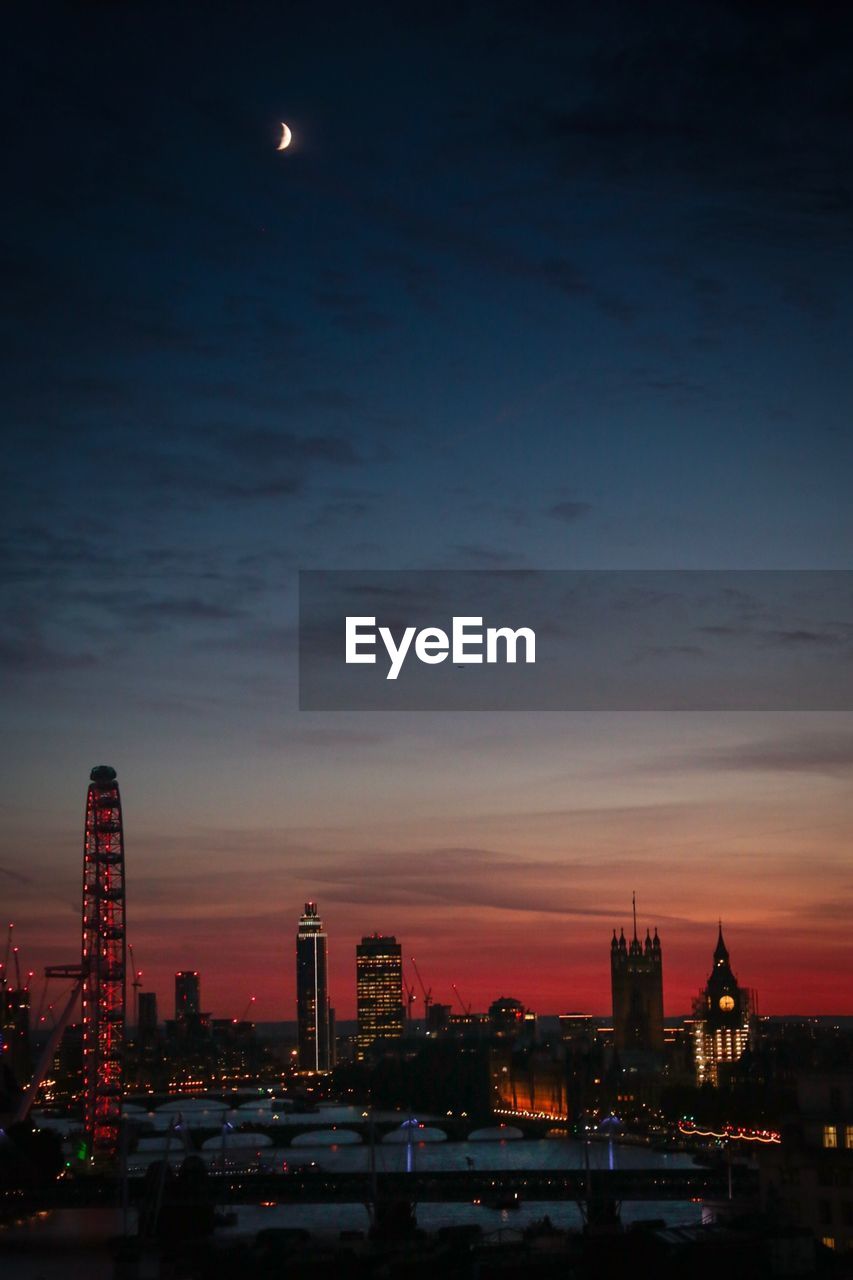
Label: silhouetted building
xmin=448 ymin=1012 xmax=490 ymax=1040
xmin=1 ymin=987 xmax=30 ymax=1086
xmin=174 ymin=970 xmax=207 ymax=1041
xmin=427 ymin=1002 xmax=452 ymax=1035
xmin=610 ymin=900 xmax=664 ymax=1055
xmin=175 ymin=971 xmax=199 ymax=1020
xmin=138 ymin=991 xmax=158 ymax=1045
xmin=489 ymin=996 xmax=525 ymax=1037
xmin=558 ymin=1013 xmax=597 ymax=1046
xmin=356 ymin=934 xmax=404 ymax=1060
xmin=296 ymin=900 xmax=331 ymax=1072
xmin=760 ymin=1066 xmax=853 ymax=1254
xmin=489 ymin=996 xmax=536 ymax=1044
xmin=328 ymin=1006 xmax=337 ymax=1067
xmin=693 ymin=923 xmax=755 ymax=1085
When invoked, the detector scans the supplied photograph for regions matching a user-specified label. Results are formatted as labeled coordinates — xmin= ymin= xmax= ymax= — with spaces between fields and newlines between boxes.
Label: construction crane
xmin=234 ymin=995 xmax=256 ymax=1024
xmin=402 ymin=974 xmax=417 ymax=1023
xmin=452 ymin=983 xmax=472 ymax=1016
xmin=11 ymin=972 xmax=84 ymax=1130
xmin=2 ymin=925 xmax=34 ymax=996
xmin=1 ymin=922 xmax=13 ymax=991
xmin=128 ymin=943 xmax=143 ymax=1031
xmin=410 ymin=957 xmax=432 ymax=1026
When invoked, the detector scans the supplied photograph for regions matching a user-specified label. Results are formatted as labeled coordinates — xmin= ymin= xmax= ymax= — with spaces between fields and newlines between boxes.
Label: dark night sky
xmin=2 ymin=2 xmax=852 ymax=1019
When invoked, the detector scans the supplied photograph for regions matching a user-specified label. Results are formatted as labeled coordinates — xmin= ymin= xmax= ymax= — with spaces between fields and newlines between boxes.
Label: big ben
xmin=693 ymin=924 xmax=755 ymax=1086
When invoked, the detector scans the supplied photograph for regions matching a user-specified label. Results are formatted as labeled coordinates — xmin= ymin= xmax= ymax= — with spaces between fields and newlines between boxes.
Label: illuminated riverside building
xmin=693 ymin=924 xmax=755 ymax=1086
xmin=610 ymin=900 xmax=664 ymax=1055
xmin=491 ymin=1045 xmax=570 ymax=1120
xmin=296 ymin=901 xmax=331 ymax=1072
xmin=356 ymin=934 xmax=404 ymax=1060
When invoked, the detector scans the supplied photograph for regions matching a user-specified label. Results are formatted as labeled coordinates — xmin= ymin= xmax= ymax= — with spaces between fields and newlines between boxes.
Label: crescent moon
xmin=277 ymin=123 xmax=292 ymax=151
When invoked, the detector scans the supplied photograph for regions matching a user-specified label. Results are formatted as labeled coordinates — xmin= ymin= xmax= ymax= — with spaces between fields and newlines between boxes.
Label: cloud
xmin=450 ymin=544 xmax=526 ymax=567
xmin=654 ymin=732 xmax=853 ymax=779
xmin=763 ymin=629 xmax=846 ymax=650
xmin=0 ymin=621 xmax=98 ymax=676
xmin=697 ymin=622 xmax=853 ymax=652
xmin=548 ymin=501 xmax=592 ymax=524
xmin=312 ymin=288 xmax=394 ymax=334
xmin=128 ymin=598 xmax=246 ymax=625
xmin=520 ymin=3 xmax=853 ymax=229
xmin=632 ymin=644 xmax=705 ymax=662
xmin=0 ymin=865 xmax=32 ymax=885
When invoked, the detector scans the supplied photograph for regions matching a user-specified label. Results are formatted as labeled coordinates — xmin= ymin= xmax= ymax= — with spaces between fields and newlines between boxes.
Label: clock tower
xmin=693 ymin=923 xmax=755 ymax=1085
xmin=704 ymin=924 xmax=744 ymax=1030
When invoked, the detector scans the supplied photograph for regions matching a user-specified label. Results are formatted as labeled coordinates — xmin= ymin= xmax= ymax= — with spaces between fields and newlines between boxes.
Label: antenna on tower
xmin=632 ymin=890 xmax=638 ymax=940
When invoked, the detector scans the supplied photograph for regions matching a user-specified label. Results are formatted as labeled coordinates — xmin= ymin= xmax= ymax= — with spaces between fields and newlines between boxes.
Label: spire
xmin=611 ymin=928 xmax=618 ymax=951
xmin=653 ymin=927 xmax=661 ymax=950
xmin=714 ymin=920 xmax=729 ymax=966
xmin=632 ymin=890 xmax=638 ymax=941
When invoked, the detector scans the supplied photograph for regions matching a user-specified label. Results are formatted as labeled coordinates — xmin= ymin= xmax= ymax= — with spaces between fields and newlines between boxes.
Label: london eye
xmin=80 ymin=765 xmax=126 ymax=1161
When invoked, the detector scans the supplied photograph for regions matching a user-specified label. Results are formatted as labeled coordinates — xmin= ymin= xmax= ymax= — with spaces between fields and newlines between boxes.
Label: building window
xmin=845 ymin=1125 xmax=853 ymax=1150
xmin=820 ymin=1237 xmax=835 ymax=1251
xmin=824 ymin=1125 xmax=838 ymax=1149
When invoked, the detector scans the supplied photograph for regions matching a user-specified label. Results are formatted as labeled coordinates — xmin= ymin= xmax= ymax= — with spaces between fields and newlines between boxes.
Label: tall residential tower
xmin=355 ymin=934 xmax=404 ymax=1060
xmin=296 ymin=901 xmax=331 ymax=1072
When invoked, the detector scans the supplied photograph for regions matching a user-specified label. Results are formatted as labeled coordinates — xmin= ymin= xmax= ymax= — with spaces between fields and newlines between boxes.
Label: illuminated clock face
xmin=719 ymin=995 xmax=735 ymax=1012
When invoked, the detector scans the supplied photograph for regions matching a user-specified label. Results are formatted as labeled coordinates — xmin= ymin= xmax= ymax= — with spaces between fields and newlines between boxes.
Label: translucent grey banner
xmin=298 ymin=570 xmax=853 ymax=711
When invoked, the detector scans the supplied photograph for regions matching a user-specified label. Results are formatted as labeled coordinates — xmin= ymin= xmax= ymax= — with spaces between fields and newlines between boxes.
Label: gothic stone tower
xmin=610 ymin=900 xmax=664 ymax=1054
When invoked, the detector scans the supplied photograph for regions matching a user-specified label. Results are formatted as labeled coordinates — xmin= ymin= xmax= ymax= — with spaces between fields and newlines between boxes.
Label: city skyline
xmin=3 ymin=805 xmax=816 ymax=1025
xmin=2 ymin=4 xmax=852 ymax=1024
xmin=2 ymin=754 xmax=848 ymax=1018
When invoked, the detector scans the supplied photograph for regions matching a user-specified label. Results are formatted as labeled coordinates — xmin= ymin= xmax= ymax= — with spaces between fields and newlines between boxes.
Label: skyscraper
xmin=693 ymin=924 xmax=755 ymax=1086
xmin=610 ymin=898 xmax=664 ymax=1055
xmin=138 ymin=988 xmax=158 ymax=1039
xmin=138 ymin=992 xmax=158 ymax=1047
xmin=356 ymin=934 xmax=404 ymax=1060
xmin=175 ymin=970 xmax=200 ymax=1037
xmin=296 ymin=901 xmax=331 ymax=1072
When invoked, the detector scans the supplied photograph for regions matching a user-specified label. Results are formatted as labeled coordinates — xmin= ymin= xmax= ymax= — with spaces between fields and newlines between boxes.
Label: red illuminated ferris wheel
xmin=9 ymin=765 xmax=127 ymax=1163
xmin=80 ymin=765 xmax=126 ymax=1160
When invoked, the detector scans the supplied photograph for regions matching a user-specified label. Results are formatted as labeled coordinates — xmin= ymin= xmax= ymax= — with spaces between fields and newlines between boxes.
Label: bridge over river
xmin=3 ymin=1165 xmax=756 ymax=1212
